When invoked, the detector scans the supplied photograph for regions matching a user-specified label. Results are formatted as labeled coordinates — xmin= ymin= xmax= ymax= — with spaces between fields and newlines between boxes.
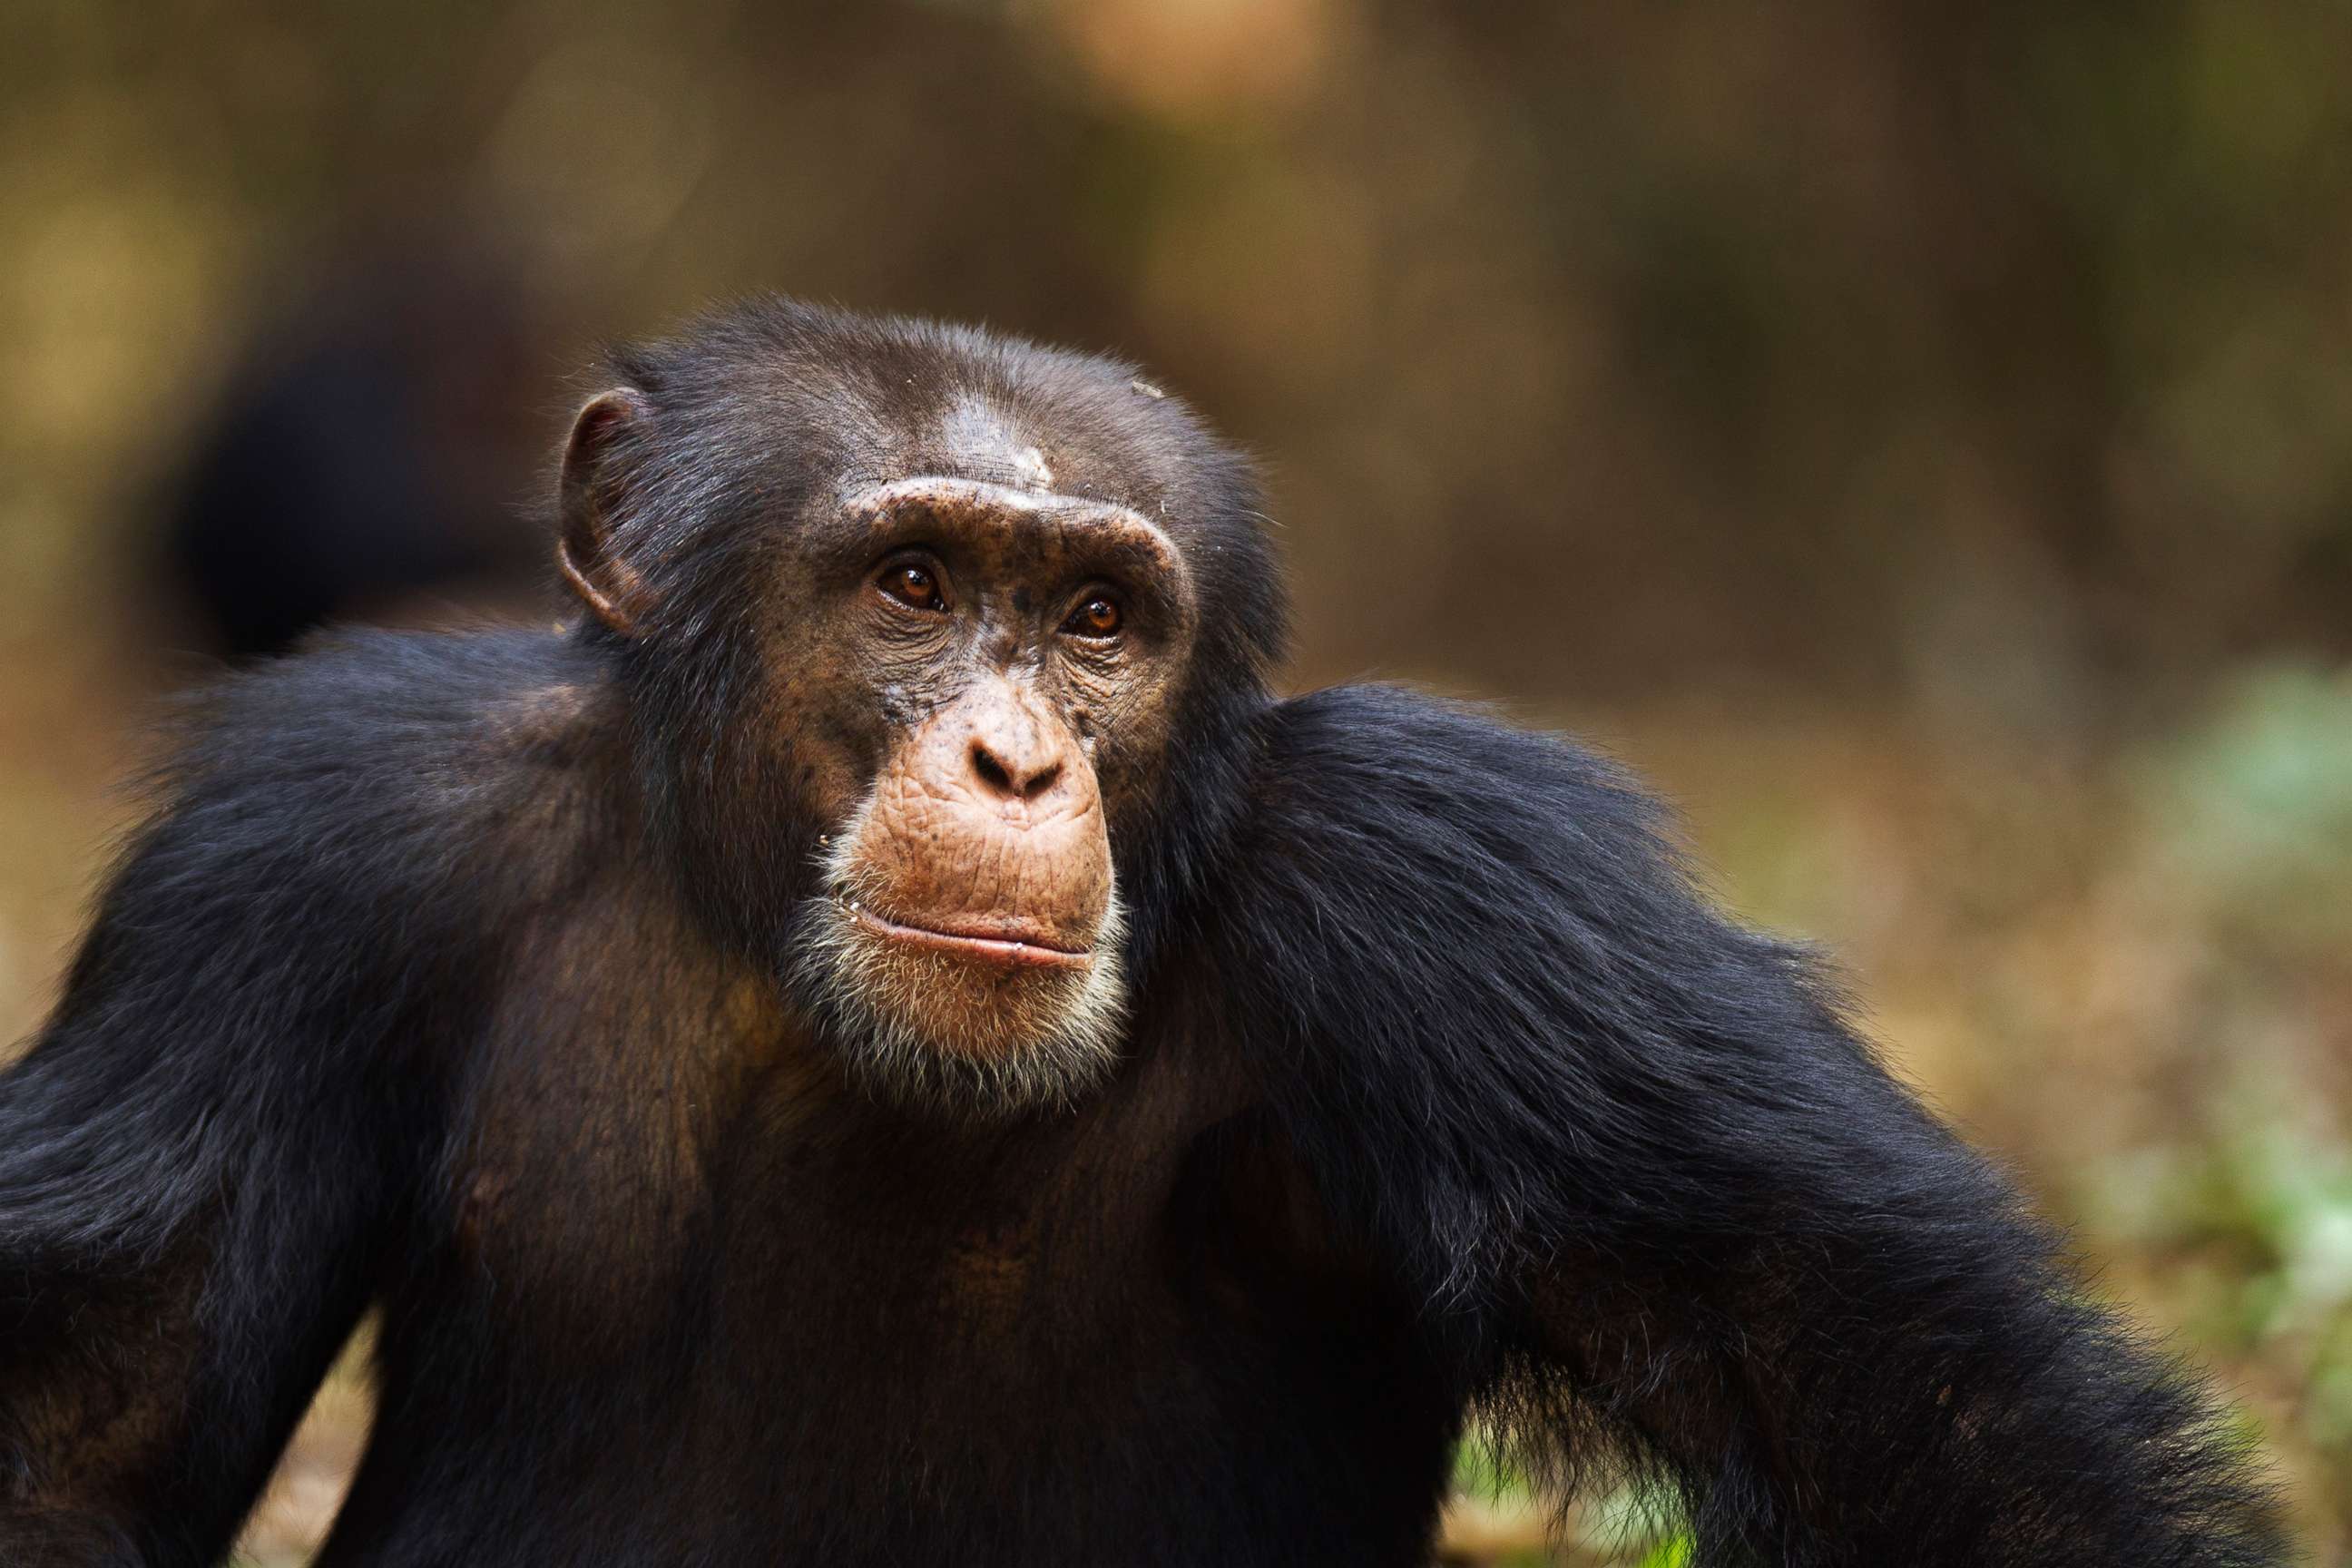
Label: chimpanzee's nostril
xmin=970 ymin=740 xmax=1064 ymax=802
xmin=971 ymin=742 xmax=1016 ymax=798
xmin=1021 ymin=760 xmax=1063 ymax=801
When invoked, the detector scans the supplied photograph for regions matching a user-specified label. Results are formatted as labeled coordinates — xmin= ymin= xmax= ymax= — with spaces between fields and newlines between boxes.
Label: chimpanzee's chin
xmin=786 ymin=896 xmax=1129 ymax=1117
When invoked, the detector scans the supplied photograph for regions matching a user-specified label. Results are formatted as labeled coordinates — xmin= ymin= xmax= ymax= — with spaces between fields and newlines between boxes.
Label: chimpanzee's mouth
xmin=842 ymin=900 xmax=1093 ymax=970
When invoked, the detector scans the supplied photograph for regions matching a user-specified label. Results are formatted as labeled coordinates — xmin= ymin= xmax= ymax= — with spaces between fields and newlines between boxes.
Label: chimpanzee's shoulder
xmin=127 ymin=625 xmax=628 ymax=905
xmin=166 ymin=624 xmax=610 ymax=785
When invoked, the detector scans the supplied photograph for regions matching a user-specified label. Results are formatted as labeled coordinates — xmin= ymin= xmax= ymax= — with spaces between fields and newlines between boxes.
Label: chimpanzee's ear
xmin=557 ymin=388 xmax=657 ymax=637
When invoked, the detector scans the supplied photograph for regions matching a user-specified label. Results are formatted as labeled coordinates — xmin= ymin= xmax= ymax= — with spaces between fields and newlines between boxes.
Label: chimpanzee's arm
xmin=0 ymin=637 xmax=541 ymax=1565
xmin=1220 ymin=684 xmax=2287 ymax=1567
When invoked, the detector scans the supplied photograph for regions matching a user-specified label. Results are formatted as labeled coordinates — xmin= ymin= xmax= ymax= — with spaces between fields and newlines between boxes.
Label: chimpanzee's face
xmin=774 ymin=471 xmax=1200 ymax=1112
xmin=556 ymin=321 xmax=1264 ymax=1117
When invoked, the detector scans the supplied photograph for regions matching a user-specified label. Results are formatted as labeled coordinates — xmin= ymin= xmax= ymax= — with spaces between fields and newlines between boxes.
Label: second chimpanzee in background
xmin=0 ymin=299 xmax=2288 ymax=1565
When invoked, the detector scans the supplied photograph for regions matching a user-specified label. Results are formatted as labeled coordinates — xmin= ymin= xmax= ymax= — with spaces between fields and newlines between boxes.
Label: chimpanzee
xmin=0 ymin=299 xmax=2288 ymax=1566
xmin=156 ymin=245 xmax=552 ymax=657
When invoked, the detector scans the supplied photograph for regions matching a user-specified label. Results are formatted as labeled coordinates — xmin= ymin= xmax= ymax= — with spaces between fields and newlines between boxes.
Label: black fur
xmin=0 ymin=300 xmax=2289 ymax=1566
xmin=1222 ymin=686 xmax=2285 ymax=1564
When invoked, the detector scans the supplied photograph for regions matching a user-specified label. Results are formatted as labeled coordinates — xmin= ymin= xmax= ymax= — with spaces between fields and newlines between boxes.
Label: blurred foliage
xmin=2138 ymin=667 xmax=2352 ymax=956
xmin=2080 ymin=668 xmax=2352 ymax=1525
xmin=0 ymin=0 xmax=2347 ymax=1563
xmin=1442 ymin=1432 xmax=1689 ymax=1566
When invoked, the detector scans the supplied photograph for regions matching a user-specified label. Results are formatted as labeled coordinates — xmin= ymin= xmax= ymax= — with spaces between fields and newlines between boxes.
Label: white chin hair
xmin=789 ymin=886 xmax=1130 ymax=1117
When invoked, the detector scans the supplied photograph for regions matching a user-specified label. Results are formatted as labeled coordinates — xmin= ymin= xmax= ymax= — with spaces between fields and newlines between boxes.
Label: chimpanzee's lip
xmin=846 ymin=904 xmax=1093 ymax=970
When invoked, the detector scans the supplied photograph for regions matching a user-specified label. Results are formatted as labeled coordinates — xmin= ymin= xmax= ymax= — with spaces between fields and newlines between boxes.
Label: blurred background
xmin=2 ymin=1 xmax=2347 ymax=1561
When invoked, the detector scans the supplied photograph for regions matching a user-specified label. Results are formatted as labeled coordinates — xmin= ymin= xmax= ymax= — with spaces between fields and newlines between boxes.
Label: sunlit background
xmin=3 ymin=2 xmax=2348 ymax=1562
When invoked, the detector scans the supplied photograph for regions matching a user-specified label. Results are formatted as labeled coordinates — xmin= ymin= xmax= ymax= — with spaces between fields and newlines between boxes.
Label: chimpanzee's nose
xmin=968 ymin=725 xmax=1066 ymax=804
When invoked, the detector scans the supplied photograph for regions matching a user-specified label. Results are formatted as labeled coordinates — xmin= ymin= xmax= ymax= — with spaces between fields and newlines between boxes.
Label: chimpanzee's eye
xmin=1062 ymin=594 xmax=1122 ymax=640
xmin=877 ymin=563 xmax=946 ymax=612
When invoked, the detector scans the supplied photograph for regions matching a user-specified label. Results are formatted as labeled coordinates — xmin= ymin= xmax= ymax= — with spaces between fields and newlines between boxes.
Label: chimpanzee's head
xmin=556 ymin=299 xmax=1285 ymax=1112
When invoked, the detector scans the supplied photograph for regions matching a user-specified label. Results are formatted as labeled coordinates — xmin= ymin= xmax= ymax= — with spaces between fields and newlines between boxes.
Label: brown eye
xmin=1063 ymin=594 xmax=1122 ymax=640
xmin=878 ymin=563 xmax=945 ymax=612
